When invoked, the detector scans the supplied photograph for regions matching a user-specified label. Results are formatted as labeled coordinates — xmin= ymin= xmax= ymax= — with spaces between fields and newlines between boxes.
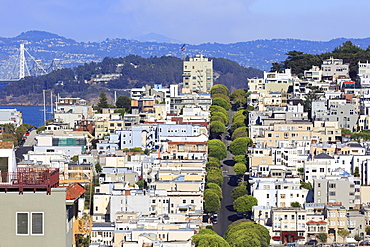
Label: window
xmin=16 ymin=212 xmax=43 ymax=235
xmin=31 ymin=213 xmax=43 ymax=235
xmin=17 ymin=212 xmax=29 ymax=235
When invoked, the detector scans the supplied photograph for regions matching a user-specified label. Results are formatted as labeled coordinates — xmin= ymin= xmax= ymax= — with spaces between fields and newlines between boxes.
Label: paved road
xmin=23 ymin=129 xmax=37 ymax=147
xmin=213 ymin=109 xmax=239 ymax=236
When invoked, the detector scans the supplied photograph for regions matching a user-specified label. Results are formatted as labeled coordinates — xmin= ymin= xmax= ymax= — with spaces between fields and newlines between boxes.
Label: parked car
xmin=284 ymin=242 xmax=298 ymax=247
xmin=345 ymin=243 xmax=356 ymax=247
xmin=211 ymin=215 xmax=218 ymax=224
xmin=360 ymin=241 xmax=370 ymax=246
xmin=331 ymin=243 xmax=343 ymax=247
xmin=305 ymin=239 xmax=318 ymax=245
xmin=237 ymin=212 xmax=244 ymax=218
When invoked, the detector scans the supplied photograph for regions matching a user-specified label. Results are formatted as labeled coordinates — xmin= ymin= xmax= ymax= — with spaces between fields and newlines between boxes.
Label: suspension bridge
xmin=0 ymin=44 xmax=63 ymax=87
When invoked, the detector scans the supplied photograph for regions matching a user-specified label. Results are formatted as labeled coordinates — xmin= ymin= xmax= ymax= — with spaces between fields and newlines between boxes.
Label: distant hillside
xmin=0 ymin=55 xmax=262 ymax=104
xmin=0 ymin=31 xmax=369 ymax=74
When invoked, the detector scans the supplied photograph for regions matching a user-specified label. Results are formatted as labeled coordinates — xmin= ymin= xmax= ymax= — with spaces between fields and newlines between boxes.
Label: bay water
xmin=0 ymin=105 xmax=52 ymax=127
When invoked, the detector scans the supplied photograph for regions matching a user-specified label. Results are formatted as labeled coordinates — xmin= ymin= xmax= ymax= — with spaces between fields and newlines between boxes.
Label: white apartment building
xmin=0 ymin=108 xmax=23 ymax=127
xmin=250 ymin=177 xmax=309 ymax=208
xmin=182 ymin=54 xmax=213 ymax=93
xmin=358 ymin=61 xmax=370 ymax=87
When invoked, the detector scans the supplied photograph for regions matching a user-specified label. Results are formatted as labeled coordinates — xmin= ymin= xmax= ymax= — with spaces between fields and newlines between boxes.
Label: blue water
xmin=0 ymin=105 xmax=52 ymax=127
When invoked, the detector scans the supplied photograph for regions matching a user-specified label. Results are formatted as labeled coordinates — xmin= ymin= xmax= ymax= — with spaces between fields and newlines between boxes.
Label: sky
xmin=1 ymin=0 xmax=370 ymax=44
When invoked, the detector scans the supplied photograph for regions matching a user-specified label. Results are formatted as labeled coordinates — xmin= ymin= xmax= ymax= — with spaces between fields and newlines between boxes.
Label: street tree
xmin=231 ymin=186 xmax=248 ymax=200
xmin=233 ymin=195 xmax=258 ymax=213
xmin=206 ymin=169 xmax=223 ymax=187
xmin=337 ymin=229 xmax=349 ymax=243
xmin=212 ymin=97 xmax=231 ymax=111
xmin=210 ymin=121 xmax=226 ymax=138
xmin=192 ymin=229 xmax=230 ymax=247
xmin=229 ymin=137 xmax=252 ymax=156
xmin=204 ymin=190 xmax=221 ymax=212
xmin=207 ymin=157 xmax=221 ymax=168
xmin=230 ymin=88 xmax=247 ymax=100
xmin=211 ymin=84 xmax=229 ymax=96
xmin=212 ymin=93 xmax=230 ymax=101
xmin=224 ymin=222 xmax=270 ymax=247
xmin=234 ymin=162 xmax=247 ymax=176
xmin=208 ymin=139 xmax=227 ymax=160
xmin=317 ymin=233 xmax=327 ymax=243
xmin=233 ymin=155 xmax=247 ymax=164
xmin=205 ymin=187 xmax=222 ymax=200
xmin=232 ymin=110 xmax=246 ymax=121
xmin=210 ymin=105 xmax=229 ymax=119
xmin=231 ymin=127 xmax=248 ymax=140
xmin=211 ymin=111 xmax=229 ymax=125
xmin=230 ymin=120 xmax=246 ymax=133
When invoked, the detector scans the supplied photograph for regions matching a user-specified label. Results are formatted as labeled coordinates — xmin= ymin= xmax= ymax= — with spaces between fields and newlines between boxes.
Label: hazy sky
xmin=1 ymin=0 xmax=370 ymax=44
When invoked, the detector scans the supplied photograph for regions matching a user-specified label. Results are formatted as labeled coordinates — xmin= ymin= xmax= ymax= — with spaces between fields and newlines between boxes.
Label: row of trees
xmin=210 ymin=84 xmax=231 ymax=139
xmin=192 ymin=221 xmax=270 ymax=247
xmin=205 ymin=84 xmax=231 ymax=213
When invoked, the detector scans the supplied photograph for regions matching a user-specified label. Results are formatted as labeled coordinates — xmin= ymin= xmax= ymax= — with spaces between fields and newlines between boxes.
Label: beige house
xmin=325 ymin=205 xmax=347 ymax=243
xmin=182 ymin=54 xmax=213 ymax=93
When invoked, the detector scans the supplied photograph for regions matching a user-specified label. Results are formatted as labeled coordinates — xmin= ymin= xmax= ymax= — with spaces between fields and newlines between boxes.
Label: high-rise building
xmin=182 ymin=54 xmax=213 ymax=93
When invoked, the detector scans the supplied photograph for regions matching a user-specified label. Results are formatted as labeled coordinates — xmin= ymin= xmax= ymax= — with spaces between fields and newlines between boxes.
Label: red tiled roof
xmin=0 ymin=141 xmax=13 ymax=149
xmin=66 ymin=183 xmax=86 ymax=200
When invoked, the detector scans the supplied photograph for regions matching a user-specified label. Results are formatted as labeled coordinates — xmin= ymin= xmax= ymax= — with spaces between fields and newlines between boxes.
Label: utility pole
xmin=43 ymin=90 xmax=46 ymax=125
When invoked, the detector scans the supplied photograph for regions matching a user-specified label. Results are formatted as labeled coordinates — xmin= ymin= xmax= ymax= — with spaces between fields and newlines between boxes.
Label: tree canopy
xmin=208 ymin=139 xmax=227 ymax=160
xmin=212 ymin=97 xmax=231 ymax=111
xmin=116 ymin=95 xmax=131 ymax=112
xmin=229 ymin=137 xmax=252 ymax=156
xmin=233 ymin=195 xmax=258 ymax=212
xmin=224 ymin=222 xmax=270 ymax=247
xmin=210 ymin=121 xmax=226 ymax=136
xmin=234 ymin=162 xmax=247 ymax=176
xmin=231 ymin=185 xmax=248 ymax=200
xmin=211 ymin=84 xmax=229 ymax=96
xmin=192 ymin=229 xmax=230 ymax=247
xmin=204 ymin=190 xmax=221 ymax=212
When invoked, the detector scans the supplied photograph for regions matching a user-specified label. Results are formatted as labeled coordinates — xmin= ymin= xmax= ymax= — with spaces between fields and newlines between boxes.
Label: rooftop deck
xmin=0 ymin=167 xmax=59 ymax=194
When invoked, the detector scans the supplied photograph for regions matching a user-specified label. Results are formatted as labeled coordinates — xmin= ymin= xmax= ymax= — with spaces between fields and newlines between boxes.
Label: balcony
xmin=0 ymin=167 xmax=59 ymax=194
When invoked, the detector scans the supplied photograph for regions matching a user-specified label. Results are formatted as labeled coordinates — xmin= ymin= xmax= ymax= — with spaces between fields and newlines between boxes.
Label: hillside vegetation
xmin=1 ymin=55 xmax=262 ymax=100
xmin=272 ymin=41 xmax=370 ymax=79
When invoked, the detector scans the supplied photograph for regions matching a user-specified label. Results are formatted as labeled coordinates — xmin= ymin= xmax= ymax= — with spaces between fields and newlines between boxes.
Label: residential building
xmin=182 ymin=54 xmax=213 ymax=93
xmin=321 ymin=57 xmax=349 ymax=81
xmin=0 ymin=108 xmax=23 ymax=127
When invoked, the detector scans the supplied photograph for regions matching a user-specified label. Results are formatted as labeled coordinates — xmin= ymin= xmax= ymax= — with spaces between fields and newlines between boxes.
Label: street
xmin=213 ymin=116 xmax=239 ymax=236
